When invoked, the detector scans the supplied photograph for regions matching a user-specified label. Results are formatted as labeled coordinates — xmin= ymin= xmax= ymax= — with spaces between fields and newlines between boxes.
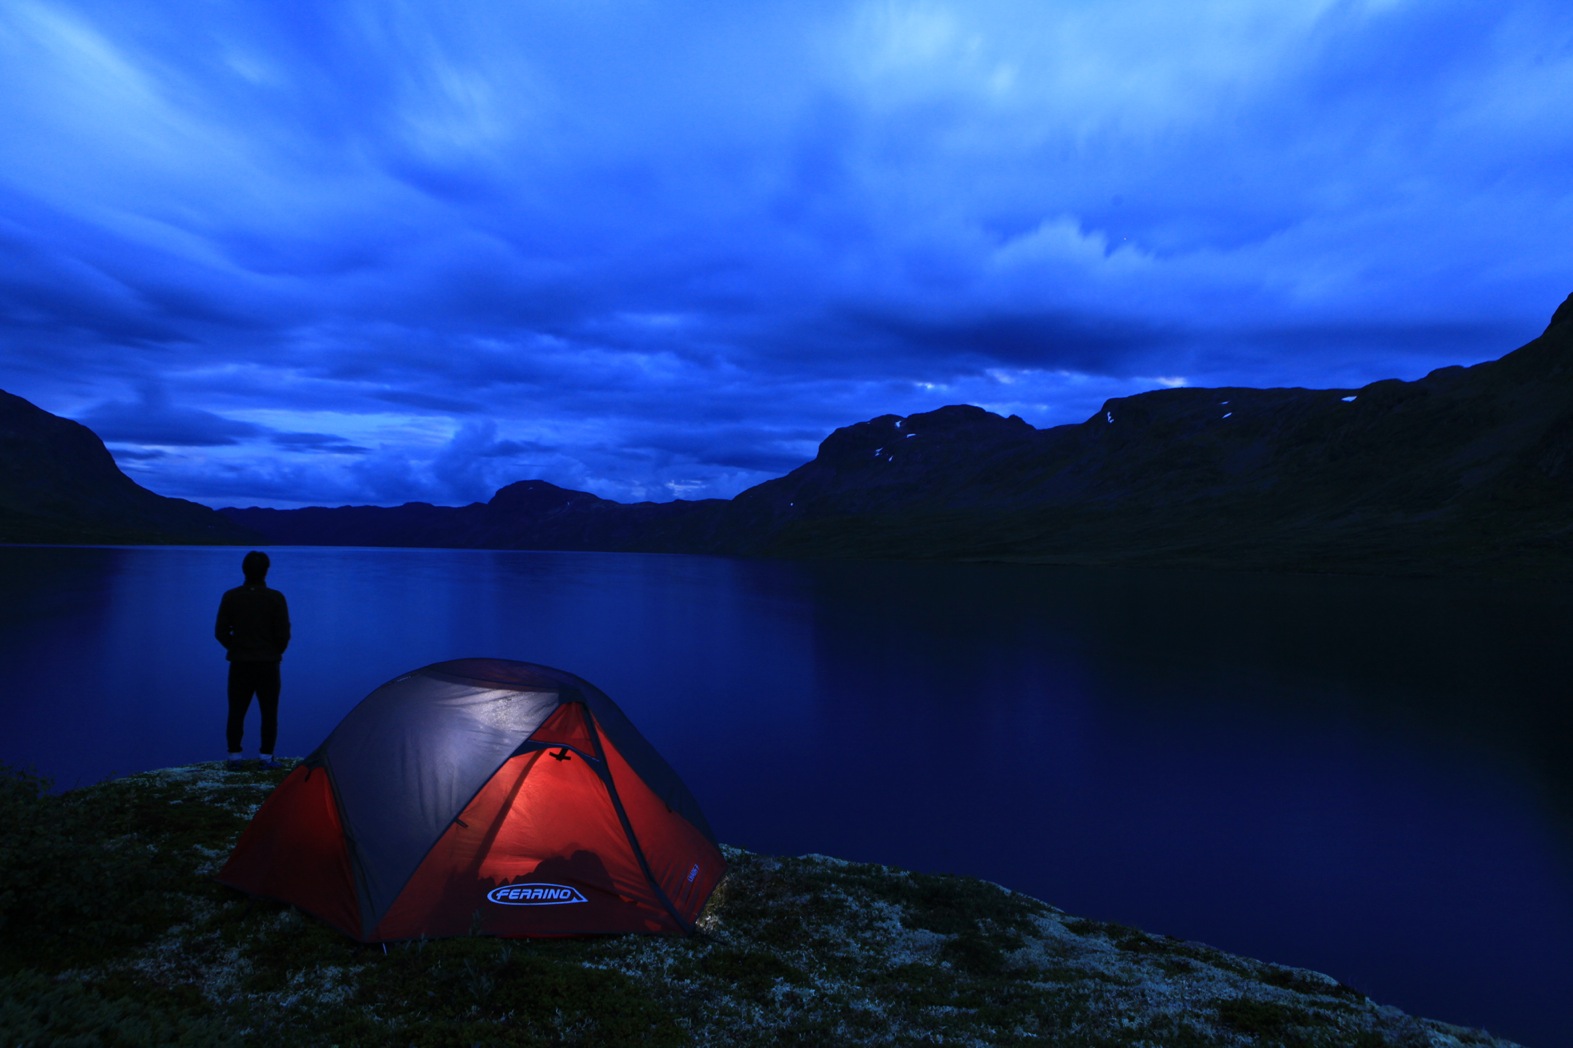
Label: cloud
xmin=268 ymin=432 xmax=370 ymax=454
xmin=83 ymin=384 xmax=268 ymax=447
xmin=425 ymin=419 xmax=553 ymax=505
xmin=1 ymin=0 xmax=1568 ymax=508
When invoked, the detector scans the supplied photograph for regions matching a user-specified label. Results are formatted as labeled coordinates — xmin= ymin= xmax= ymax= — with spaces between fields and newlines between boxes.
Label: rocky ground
xmin=0 ymin=761 xmax=1528 ymax=1046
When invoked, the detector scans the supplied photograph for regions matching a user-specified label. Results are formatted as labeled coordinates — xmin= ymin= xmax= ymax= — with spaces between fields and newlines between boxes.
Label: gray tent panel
xmin=315 ymin=668 xmax=562 ymax=933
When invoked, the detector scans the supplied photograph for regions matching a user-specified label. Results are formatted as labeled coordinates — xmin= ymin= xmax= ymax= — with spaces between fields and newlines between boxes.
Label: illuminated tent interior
xmin=219 ymin=659 xmax=725 ymax=941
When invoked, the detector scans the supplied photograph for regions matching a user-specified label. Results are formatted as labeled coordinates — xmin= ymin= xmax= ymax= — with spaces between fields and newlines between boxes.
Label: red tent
xmin=218 ymin=659 xmax=725 ymax=940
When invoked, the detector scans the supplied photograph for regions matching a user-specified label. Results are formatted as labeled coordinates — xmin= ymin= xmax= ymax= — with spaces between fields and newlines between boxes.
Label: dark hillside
xmin=18 ymin=292 xmax=1570 ymax=578
xmin=735 ymin=300 xmax=1573 ymax=575
xmin=0 ymin=390 xmax=253 ymax=545
xmin=224 ymin=480 xmax=730 ymax=552
xmin=225 ymin=299 xmax=1573 ymax=578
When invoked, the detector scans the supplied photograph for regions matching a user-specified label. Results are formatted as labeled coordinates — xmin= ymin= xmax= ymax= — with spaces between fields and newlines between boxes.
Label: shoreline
xmin=0 ymin=761 xmax=1527 ymax=1046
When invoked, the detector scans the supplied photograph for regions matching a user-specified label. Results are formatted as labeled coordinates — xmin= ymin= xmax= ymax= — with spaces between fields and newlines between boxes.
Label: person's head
xmin=242 ymin=550 xmax=270 ymax=584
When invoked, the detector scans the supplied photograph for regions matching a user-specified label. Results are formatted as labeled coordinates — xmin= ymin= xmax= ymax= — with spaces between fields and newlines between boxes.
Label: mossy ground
xmin=0 ymin=763 xmax=1524 ymax=1047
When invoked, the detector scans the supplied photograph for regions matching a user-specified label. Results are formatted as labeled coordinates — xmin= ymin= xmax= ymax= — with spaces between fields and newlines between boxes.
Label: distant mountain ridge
xmin=7 ymin=293 xmax=1571 ymax=575
xmin=0 ymin=390 xmax=251 ymax=545
xmin=221 ymin=292 xmax=1573 ymax=578
xmin=723 ymin=295 xmax=1573 ymax=573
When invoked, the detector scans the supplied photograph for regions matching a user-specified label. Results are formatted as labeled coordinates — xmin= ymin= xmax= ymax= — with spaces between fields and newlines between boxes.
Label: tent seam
xmin=584 ymin=705 xmax=692 ymax=934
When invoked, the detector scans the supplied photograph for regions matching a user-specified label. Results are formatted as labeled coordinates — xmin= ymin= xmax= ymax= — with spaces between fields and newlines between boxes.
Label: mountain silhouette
xmin=0 ymin=390 xmax=252 ymax=545
xmin=8 ymin=292 xmax=1571 ymax=577
xmin=220 ymin=293 xmax=1573 ymax=577
xmin=722 ymin=296 xmax=1573 ymax=573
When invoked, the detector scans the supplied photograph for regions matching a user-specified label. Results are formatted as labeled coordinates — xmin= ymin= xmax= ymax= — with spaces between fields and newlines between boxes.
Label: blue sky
xmin=1 ymin=0 xmax=1569 ymax=508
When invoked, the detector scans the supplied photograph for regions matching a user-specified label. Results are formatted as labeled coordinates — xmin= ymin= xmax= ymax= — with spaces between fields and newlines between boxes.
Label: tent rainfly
xmin=218 ymin=658 xmax=725 ymax=940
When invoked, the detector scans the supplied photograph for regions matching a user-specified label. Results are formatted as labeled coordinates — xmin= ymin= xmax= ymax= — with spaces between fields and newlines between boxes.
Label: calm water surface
xmin=1 ymin=545 xmax=1568 ymax=1046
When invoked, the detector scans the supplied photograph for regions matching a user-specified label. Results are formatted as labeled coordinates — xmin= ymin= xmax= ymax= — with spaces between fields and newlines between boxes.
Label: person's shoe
xmin=259 ymin=757 xmax=283 ymax=770
xmin=226 ymin=757 xmax=246 ymax=770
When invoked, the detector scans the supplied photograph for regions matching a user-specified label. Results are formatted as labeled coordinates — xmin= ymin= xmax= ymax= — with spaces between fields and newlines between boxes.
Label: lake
xmin=0 ymin=544 xmax=1568 ymax=1046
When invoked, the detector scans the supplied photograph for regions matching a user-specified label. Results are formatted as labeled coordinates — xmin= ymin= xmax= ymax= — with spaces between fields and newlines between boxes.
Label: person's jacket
xmin=215 ymin=583 xmax=291 ymax=663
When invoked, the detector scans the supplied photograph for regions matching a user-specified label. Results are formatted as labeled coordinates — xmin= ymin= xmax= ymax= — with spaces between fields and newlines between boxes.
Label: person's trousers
xmin=226 ymin=661 xmax=281 ymax=753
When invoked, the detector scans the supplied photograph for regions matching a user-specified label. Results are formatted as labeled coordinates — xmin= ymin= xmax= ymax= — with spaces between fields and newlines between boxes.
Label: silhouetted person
xmin=215 ymin=551 xmax=290 ymax=769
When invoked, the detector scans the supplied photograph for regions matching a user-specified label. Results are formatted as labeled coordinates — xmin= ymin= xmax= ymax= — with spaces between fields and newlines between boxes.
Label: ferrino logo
xmin=486 ymin=883 xmax=588 ymax=906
